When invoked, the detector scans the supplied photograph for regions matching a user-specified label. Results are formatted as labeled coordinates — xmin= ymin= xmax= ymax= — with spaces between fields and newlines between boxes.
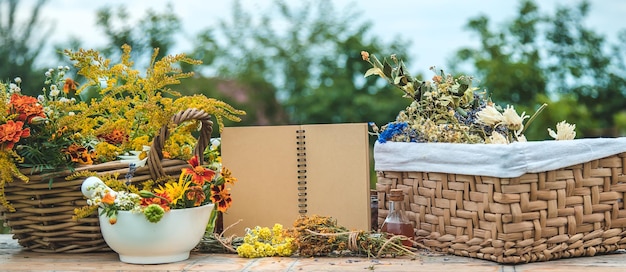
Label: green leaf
xmin=382 ymin=61 xmax=392 ymax=78
xmin=364 ymin=68 xmax=384 ymax=78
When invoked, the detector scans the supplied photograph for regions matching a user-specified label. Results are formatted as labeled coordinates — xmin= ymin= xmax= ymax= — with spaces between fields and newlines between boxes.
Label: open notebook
xmin=220 ymin=123 xmax=371 ymax=236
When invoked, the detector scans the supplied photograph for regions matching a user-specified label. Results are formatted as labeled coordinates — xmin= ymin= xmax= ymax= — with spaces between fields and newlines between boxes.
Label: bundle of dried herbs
xmin=285 ymin=215 xmax=416 ymax=258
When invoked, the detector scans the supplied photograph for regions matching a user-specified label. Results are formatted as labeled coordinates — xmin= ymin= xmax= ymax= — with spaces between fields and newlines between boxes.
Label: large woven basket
xmin=375 ymin=141 xmax=626 ymax=264
xmin=0 ymin=108 xmax=213 ymax=253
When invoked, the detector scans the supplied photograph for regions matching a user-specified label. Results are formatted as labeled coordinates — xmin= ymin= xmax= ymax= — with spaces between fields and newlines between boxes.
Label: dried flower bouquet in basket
xmin=361 ymin=51 xmax=575 ymax=144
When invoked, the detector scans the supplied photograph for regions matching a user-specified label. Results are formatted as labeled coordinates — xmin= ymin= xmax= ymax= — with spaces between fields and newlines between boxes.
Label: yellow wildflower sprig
xmin=143 ymin=48 xmax=201 ymax=94
xmin=64 ymin=45 xmax=199 ymax=99
xmin=0 ymin=150 xmax=29 ymax=212
xmin=236 ymin=224 xmax=295 ymax=258
xmin=61 ymin=44 xmax=245 ymax=159
xmin=173 ymin=95 xmax=246 ymax=132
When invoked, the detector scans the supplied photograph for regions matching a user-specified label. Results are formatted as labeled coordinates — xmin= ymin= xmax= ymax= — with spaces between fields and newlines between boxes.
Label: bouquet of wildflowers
xmin=0 ymin=69 xmax=79 ymax=210
xmin=76 ymin=138 xmax=236 ymax=231
xmin=361 ymin=51 xmax=576 ymax=144
xmin=0 ymin=45 xmax=245 ymax=213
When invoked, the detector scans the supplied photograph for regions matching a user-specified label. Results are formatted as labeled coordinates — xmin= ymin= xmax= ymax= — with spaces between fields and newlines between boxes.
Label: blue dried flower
xmin=378 ymin=122 xmax=408 ymax=143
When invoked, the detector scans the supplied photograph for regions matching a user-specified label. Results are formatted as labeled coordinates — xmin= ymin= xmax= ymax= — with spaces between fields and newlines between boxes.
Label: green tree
xmin=199 ymin=0 xmax=411 ymax=126
xmin=451 ymin=0 xmax=626 ymax=138
xmin=451 ymin=0 xmax=546 ymax=107
xmin=87 ymin=3 xmax=181 ymax=62
xmin=0 ymin=0 xmax=51 ymax=96
xmin=543 ymin=1 xmax=626 ymax=136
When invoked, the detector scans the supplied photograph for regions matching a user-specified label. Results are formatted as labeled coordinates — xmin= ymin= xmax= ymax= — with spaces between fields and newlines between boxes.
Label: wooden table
xmin=2 ymin=234 xmax=626 ymax=271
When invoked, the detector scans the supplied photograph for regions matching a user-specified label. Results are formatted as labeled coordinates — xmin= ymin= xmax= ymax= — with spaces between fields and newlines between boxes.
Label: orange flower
xmin=9 ymin=93 xmax=45 ymax=123
xmin=98 ymin=129 xmax=128 ymax=145
xmin=62 ymin=143 xmax=93 ymax=165
xmin=140 ymin=192 xmax=172 ymax=211
xmin=101 ymin=192 xmax=116 ymax=205
xmin=181 ymin=155 xmax=215 ymax=186
xmin=361 ymin=51 xmax=370 ymax=61
xmin=210 ymin=184 xmax=232 ymax=212
xmin=51 ymin=126 xmax=68 ymax=140
xmin=63 ymin=78 xmax=79 ymax=94
xmin=0 ymin=120 xmax=30 ymax=149
xmin=185 ymin=186 xmax=206 ymax=207
xmin=221 ymin=166 xmax=237 ymax=185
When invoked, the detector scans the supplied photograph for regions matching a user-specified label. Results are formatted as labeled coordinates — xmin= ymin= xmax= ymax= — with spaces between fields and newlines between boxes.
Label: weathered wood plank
xmin=2 ymin=235 xmax=626 ymax=271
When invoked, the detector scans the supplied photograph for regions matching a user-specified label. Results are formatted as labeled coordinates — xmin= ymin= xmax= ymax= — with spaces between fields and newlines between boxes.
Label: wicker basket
xmin=376 ymin=142 xmax=626 ymax=264
xmin=0 ymin=108 xmax=213 ymax=253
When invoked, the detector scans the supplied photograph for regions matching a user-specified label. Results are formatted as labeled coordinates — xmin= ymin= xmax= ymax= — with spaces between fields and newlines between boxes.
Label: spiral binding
xmin=296 ymin=129 xmax=307 ymax=214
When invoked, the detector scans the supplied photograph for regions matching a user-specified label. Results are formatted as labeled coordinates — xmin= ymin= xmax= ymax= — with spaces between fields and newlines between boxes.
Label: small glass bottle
xmin=381 ymin=189 xmax=414 ymax=246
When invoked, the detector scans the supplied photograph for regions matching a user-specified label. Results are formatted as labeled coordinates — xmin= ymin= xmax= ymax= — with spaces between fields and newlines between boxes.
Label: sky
xmin=16 ymin=0 xmax=626 ymax=75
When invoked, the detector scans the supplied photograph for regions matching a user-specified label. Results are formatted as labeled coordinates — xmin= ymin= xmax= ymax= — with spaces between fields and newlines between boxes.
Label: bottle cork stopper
xmin=389 ymin=189 xmax=404 ymax=201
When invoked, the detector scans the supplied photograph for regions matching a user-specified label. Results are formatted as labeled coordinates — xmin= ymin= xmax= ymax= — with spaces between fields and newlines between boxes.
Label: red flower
xmin=140 ymin=192 xmax=172 ymax=211
xmin=0 ymin=120 xmax=30 ymax=149
xmin=181 ymin=156 xmax=215 ymax=186
xmin=9 ymin=93 xmax=45 ymax=123
xmin=185 ymin=186 xmax=206 ymax=207
xmin=210 ymin=184 xmax=232 ymax=212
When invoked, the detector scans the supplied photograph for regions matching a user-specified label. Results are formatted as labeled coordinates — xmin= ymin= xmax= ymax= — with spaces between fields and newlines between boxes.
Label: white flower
xmin=489 ymin=132 xmax=509 ymax=144
xmin=210 ymin=138 xmax=221 ymax=150
xmin=13 ymin=77 xmax=21 ymax=84
xmin=37 ymin=95 xmax=45 ymax=102
xmin=548 ymin=121 xmax=576 ymax=140
xmin=476 ymin=105 xmax=504 ymax=126
xmin=45 ymin=71 xmax=52 ymax=77
xmin=502 ymin=105 xmax=529 ymax=132
xmin=49 ymin=85 xmax=60 ymax=97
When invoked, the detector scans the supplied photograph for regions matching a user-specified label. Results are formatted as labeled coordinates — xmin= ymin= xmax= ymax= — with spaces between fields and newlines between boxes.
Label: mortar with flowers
xmin=363 ymin=51 xmax=626 ymax=263
xmin=0 ymin=45 xmax=245 ymax=254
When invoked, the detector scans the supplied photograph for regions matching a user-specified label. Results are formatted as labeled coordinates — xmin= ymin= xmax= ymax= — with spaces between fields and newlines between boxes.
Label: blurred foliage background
xmin=3 ymin=0 xmax=625 ymax=137
xmin=1 ymin=0 xmax=625 ymax=233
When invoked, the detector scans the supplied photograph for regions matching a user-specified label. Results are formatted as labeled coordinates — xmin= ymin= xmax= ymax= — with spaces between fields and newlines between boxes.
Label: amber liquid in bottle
xmin=381 ymin=189 xmax=414 ymax=247
xmin=381 ymin=222 xmax=414 ymax=247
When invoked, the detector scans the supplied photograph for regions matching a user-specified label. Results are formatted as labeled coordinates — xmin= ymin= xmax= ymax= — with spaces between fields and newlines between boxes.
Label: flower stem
xmin=521 ymin=103 xmax=547 ymax=135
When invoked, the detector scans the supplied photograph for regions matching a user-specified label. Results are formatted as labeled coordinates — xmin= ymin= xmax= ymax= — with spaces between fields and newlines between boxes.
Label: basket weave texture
xmin=376 ymin=152 xmax=626 ymax=264
xmin=0 ymin=108 xmax=213 ymax=253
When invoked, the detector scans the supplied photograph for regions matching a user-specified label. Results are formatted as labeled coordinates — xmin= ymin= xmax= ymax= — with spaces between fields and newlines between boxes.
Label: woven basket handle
xmin=146 ymin=108 xmax=213 ymax=179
